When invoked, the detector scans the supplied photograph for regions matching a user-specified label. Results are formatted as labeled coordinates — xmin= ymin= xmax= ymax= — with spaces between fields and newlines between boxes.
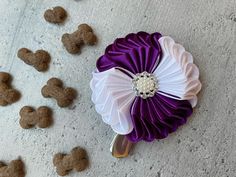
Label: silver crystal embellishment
xmin=132 ymin=71 xmax=158 ymax=99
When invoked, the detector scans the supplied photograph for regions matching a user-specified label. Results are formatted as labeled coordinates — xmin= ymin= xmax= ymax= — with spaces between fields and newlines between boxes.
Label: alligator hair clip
xmin=90 ymin=32 xmax=202 ymax=158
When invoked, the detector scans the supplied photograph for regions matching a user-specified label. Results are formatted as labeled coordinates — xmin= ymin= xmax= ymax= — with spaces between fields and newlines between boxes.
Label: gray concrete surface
xmin=0 ymin=0 xmax=236 ymax=176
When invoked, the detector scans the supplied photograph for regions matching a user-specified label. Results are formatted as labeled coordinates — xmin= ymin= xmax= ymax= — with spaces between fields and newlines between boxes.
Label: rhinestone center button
xmin=132 ymin=72 xmax=158 ymax=99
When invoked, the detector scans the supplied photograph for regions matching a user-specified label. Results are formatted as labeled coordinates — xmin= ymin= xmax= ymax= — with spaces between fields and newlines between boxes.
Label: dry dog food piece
xmin=53 ymin=147 xmax=89 ymax=176
xmin=17 ymin=48 xmax=51 ymax=72
xmin=41 ymin=78 xmax=77 ymax=107
xmin=0 ymin=72 xmax=20 ymax=106
xmin=19 ymin=106 xmax=53 ymax=129
xmin=44 ymin=6 xmax=67 ymax=24
xmin=0 ymin=159 xmax=25 ymax=177
xmin=61 ymin=24 xmax=97 ymax=54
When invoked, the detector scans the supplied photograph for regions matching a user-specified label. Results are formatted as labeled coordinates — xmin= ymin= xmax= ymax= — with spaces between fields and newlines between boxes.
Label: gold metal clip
xmin=110 ymin=134 xmax=133 ymax=158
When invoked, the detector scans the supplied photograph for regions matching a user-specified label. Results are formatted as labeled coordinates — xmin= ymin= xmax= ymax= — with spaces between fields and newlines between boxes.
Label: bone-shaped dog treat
xmin=19 ymin=106 xmax=53 ymax=129
xmin=44 ymin=6 xmax=67 ymax=24
xmin=41 ymin=78 xmax=77 ymax=107
xmin=0 ymin=159 xmax=25 ymax=177
xmin=61 ymin=24 xmax=97 ymax=54
xmin=17 ymin=48 xmax=51 ymax=72
xmin=53 ymin=147 xmax=88 ymax=176
xmin=0 ymin=72 xmax=20 ymax=106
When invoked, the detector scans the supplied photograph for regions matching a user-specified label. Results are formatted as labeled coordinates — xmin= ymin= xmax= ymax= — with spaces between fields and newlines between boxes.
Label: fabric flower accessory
xmin=90 ymin=32 xmax=202 ymax=158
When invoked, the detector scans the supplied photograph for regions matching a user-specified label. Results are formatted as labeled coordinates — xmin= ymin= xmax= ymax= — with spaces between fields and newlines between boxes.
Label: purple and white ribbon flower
xmin=90 ymin=32 xmax=201 ymax=143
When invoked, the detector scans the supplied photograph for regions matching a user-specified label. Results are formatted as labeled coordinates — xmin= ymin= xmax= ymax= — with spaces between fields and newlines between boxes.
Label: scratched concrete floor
xmin=0 ymin=0 xmax=236 ymax=177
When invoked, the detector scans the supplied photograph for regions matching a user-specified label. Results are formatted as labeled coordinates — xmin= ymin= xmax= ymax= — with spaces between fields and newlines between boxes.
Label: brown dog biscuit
xmin=44 ymin=6 xmax=67 ymax=24
xmin=41 ymin=78 xmax=77 ymax=107
xmin=0 ymin=72 xmax=20 ymax=106
xmin=17 ymin=48 xmax=51 ymax=72
xmin=53 ymin=147 xmax=88 ymax=176
xmin=19 ymin=106 xmax=53 ymax=129
xmin=61 ymin=24 xmax=97 ymax=54
xmin=0 ymin=159 xmax=25 ymax=177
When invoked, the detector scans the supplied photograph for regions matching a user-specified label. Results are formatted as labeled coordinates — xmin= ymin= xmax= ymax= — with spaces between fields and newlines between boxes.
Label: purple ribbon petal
xmin=126 ymin=93 xmax=193 ymax=142
xmin=97 ymin=32 xmax=162 ymax=74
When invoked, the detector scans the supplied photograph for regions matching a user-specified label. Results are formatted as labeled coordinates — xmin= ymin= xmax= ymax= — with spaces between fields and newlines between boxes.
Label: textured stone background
xmin=0 ymin=0 xmax=236 ymax=177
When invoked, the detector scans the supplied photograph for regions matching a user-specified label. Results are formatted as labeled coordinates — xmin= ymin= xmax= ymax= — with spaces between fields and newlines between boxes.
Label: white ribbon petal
xmin=154 ymin=36 xmax=202 ymax=107
xmin=90 ymin=68 xmax=136 ymax=135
